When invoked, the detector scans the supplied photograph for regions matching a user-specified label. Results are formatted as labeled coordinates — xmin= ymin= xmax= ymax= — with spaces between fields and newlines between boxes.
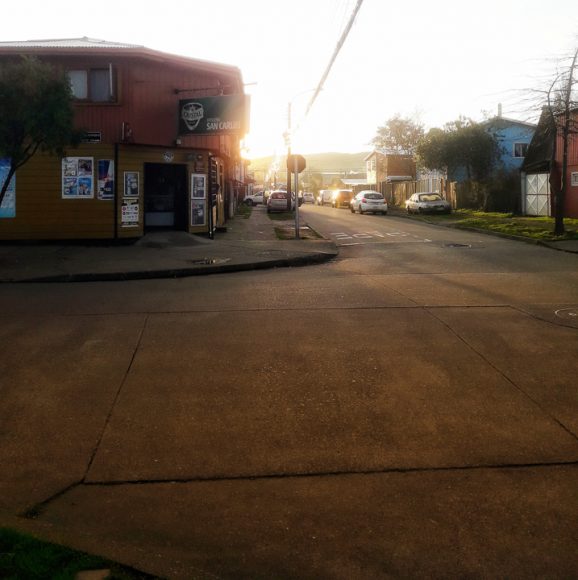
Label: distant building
xmin=365 ymin=151 xmax=416 ymax=186
xmin=0 ymin=38 xmax=250 ymax=240
xmin=521 ymin=107 xmax=578 ymax=218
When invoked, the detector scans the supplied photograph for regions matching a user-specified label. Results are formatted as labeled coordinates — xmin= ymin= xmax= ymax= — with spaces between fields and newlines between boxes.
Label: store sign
xmin=82 ymin=132 xmax=102 ymax=144
xmin=178 ymin=95 xmax=249 ymax=136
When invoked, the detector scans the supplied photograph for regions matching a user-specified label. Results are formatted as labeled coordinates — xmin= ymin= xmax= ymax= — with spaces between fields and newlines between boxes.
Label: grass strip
xmin=0 ymin=528 xmax=155 ymax=579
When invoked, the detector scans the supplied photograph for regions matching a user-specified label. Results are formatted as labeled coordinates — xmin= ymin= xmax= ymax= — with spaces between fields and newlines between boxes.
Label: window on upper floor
xmin=513 ymin=142 xmax=529 ymax=158
xmin=68 ymin=67 xmax=116 ymax=102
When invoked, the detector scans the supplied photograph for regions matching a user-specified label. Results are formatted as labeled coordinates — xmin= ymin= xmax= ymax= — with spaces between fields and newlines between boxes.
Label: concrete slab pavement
xmin=0 ymin=206 xmax=338 ymax=282
xmin=4 ymin=466 xmax=578 ymax=579
xmin=2 ymin=205 xmax=578 ymax=578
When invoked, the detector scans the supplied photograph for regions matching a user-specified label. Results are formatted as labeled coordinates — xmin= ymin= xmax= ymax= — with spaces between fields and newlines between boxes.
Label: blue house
xmin=483 ymin=114 xmax=536 ymax=173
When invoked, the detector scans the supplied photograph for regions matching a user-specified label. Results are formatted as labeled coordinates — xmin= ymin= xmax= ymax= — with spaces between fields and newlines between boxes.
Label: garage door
xmin=525 ymin=173 xmax=551 ymax=216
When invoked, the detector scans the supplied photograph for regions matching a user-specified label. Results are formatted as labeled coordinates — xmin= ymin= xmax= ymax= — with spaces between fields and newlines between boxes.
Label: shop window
xmin=68 ymin=67 xmax=116 ymax=102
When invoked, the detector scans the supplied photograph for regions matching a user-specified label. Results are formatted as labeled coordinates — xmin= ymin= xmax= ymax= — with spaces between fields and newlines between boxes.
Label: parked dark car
xmin=331 ymin=189 xmax=354 ymax=208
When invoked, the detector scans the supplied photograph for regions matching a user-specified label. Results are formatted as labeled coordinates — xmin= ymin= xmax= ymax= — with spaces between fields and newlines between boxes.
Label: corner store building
xmin=0 ymin=38 xmax=249 ymax=240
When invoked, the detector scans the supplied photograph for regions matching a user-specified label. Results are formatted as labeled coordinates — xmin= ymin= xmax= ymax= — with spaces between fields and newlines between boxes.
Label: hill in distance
xmin=248 ymin=151 xmax=370 ymax=175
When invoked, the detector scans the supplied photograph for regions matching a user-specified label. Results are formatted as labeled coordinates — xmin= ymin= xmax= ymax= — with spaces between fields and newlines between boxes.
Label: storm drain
xmin=188 ymin=257 xmax=231 ymax=265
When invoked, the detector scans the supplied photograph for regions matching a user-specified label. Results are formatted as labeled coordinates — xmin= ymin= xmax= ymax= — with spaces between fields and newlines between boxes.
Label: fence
xmin=356 ymin=173 xmax=520 ymax=213
xmin=362 ymin=178 xmax=453 ymax=208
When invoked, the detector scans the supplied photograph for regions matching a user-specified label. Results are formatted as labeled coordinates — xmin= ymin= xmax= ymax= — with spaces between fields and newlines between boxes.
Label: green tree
xmin=416 ymin=117 xmax=498 ymax=181
xmin=0 ymin=56 xmax=81 ymax=207
xmin=371 ymin=114 xmax=424 ymax=154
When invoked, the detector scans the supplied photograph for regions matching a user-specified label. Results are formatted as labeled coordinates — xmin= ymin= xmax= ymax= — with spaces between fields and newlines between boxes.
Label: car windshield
xmin=363 ymin=193 xmax=383 ymax=200
xmin=419 ymin=194 xmax=443 ymax=202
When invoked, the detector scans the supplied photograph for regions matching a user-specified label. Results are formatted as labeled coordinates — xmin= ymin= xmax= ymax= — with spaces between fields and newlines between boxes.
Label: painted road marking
xmin=330 ymin=230 xmax=432 ymax=243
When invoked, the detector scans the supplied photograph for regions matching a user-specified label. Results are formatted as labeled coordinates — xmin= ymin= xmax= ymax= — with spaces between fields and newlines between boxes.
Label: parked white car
xmin=350 ymin=190 xmax=388 ymax=215
xmin=244 ymin=191 xmax=265 ymax=206
xmin=316 ymin=190 xmax=333 ymax=206
xmin=406 ymin=193 xmax=451 ymax=214
xmin=302 ymin=192 xmax=315 ymax=204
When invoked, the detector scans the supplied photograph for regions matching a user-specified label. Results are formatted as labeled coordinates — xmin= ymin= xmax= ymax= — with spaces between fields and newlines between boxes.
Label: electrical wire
xmin=304 ymin=0 xmax=365 ymax=118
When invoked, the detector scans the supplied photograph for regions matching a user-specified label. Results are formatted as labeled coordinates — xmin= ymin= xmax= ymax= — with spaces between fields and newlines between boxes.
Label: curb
xmin=388 ymin=210 xmax=578 ymax=254
xmin=3 ymin=250 xmax=339 ymax=283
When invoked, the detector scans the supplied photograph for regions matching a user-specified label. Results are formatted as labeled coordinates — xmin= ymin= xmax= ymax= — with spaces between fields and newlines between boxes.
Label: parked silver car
xmin=406 ymin=193 xmax=451 ymax=214
xmin=350 ymin=190 xmax=388 ymax=215
xmin=267 ymin=190 xmax=294 ymax=213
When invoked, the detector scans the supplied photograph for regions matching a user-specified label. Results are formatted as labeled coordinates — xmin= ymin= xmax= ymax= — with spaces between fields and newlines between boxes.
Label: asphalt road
xmin=1 ymin=206 xmax=577 ymax=578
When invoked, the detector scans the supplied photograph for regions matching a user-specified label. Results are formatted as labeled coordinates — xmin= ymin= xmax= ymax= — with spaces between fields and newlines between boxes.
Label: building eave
xmin=0 ymin=37 xmax=243 ymax=84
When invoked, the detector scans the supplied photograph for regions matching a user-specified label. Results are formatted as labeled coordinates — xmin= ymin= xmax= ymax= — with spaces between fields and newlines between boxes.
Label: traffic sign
xmin=287 ymin=154 xmax=306 ymax=174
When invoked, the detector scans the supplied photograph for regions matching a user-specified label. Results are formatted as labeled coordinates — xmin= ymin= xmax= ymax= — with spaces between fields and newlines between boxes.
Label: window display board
xmin=98 ymin=160 xmax=114 ymax=200
xmin=0 ymin=158 xmax=16 ymax=218
xmin=62 ymin=157 xmax=94 ymax=198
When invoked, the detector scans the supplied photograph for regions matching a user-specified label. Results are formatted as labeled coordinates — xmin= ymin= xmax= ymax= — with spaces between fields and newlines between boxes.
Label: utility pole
xmin=286 ymin=102 xmax=292 ymax=211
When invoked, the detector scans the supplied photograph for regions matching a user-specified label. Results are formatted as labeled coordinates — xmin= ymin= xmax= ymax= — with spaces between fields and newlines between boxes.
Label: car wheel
xmin=358 ymin=206 xmax=364 ymax=214
xmin=382 ymin=211 xmax=387 ymax=215
xmin=350 ymin=205 xmax=355 ymax=213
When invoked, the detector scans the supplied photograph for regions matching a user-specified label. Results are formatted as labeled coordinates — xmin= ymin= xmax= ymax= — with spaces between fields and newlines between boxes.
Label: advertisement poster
xmin=98 ymin=160 xmax=114 ymax=200
xmin=121 ymin=199 xmax=139 ymax=227
xmin=191 ymin=199 xmax=206 ymax=226
xmin=62 ymin=157 xmax=94 ymax=198
xmin=191 ymin=173 xmax=206 ymax=198
xmin=0 ymin=158 xmax=16 ymax=218
xmin=124 ymin=171 xmax=139 ymax=197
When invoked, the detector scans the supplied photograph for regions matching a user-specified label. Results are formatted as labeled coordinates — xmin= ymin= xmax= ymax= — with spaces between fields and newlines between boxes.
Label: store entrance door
xmin=144 ymin=163 xmax=188 ymax=230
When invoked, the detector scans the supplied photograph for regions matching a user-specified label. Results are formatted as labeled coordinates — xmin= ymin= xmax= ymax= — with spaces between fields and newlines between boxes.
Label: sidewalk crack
xmin=83 ymin=315 xmax=150 ymax=480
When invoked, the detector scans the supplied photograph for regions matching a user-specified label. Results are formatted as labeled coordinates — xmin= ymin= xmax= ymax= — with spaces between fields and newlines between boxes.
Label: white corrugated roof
xmin=0 ymin=37 xmax=143 ymax=49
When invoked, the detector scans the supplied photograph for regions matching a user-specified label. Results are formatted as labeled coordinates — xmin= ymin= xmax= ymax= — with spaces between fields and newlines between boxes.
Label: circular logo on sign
xmin=182 ymin=102 xmax=204 ymax=131
xmin=163 ymin=151 xmax=174 ymax=163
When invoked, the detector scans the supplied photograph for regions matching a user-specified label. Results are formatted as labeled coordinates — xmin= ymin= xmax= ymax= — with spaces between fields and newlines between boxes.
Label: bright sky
xmin=6 ymin=0 xmax=578 ymax=159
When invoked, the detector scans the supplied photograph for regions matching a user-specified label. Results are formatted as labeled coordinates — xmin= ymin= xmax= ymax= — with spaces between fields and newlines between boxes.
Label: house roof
xmin=483 ymin=116 xmax=537 ymax=130
xmin=0 ymin=37 xmax=243 ymax=82
xmin=0 ymin=37 xmax=143 ymax=49
xmin=521 ymin=108 xmax=556 ymax=173
xmin=341 ymin=179 xmax=368 ymax=186
xmin=364 ymin=150 xmax=413 ymax=161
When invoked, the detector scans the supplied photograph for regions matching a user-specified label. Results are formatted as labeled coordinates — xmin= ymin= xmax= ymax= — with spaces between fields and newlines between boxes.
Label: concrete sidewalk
xmin=0 ymin=206 xmax=338 ymax=282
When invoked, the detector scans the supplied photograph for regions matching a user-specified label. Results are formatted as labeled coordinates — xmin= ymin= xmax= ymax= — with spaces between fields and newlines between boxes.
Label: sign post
xmin=286 ymin=154 xmax=306 ymax=239
xmin=294 ymin=156 xmax=300 ymax=239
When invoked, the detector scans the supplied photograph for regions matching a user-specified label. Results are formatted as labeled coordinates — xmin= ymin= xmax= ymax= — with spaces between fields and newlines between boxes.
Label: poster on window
xmin=191 ymin=199 xmax=206 ymax=226
xmin=98 ymin=160 xmax=114 ymax=200
xmin=121 ymin=199 xmax=139 ymax=227
xmin=124 ymin=171 xmax=139 ymax=197
xmin=191 ymin=173 xmax=207 ymax=199
xmin=0 ymin=158 xmax=16 ymax=218
xmin=62 ymin=157 xmax=94 ymax=198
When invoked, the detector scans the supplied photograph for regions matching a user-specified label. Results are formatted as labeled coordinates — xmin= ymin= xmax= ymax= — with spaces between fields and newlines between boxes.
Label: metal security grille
xmin=525 ymin=173 xmax=551 ymax=216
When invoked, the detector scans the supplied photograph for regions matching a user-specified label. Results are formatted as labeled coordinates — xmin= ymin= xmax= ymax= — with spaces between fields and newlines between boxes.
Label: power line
xmin=304 ymin=0 xmax=365 ymax=118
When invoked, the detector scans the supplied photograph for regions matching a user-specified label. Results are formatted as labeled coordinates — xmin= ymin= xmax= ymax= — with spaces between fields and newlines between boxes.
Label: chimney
xmin=498 ymin=103 xmax=502 ymax=118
